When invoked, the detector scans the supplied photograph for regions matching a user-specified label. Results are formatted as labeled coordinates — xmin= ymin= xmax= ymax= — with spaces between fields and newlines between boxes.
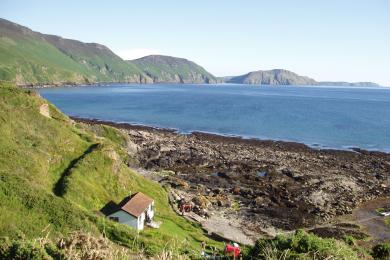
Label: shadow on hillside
xmin=100 ymin=201 xmax=118 ymax=216
xmin=53 ymin=143 xmax=99 ymax=197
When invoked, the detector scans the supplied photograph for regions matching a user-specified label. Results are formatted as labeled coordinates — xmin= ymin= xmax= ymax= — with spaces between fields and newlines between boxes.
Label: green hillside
xmin=0 ymin=82 xmax=222 ymax=258
xmin=0 ymin=18 xmax=151 ymax=86
xmin=43 ymin=35 xmax=150 ymax=83
xmin=131 ymin=55 xmax=217 ymax=83
xmin=226 ymin=69 xmax=317 ymax=85
xmin=0 ymin=18 xmax=219 ymax=86
xmin=224 ymin=69 xmax=380 ymax=86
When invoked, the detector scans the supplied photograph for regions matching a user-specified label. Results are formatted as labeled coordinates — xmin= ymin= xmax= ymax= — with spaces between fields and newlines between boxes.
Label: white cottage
xmin=107 ymin=192 xmax=155 ymax=231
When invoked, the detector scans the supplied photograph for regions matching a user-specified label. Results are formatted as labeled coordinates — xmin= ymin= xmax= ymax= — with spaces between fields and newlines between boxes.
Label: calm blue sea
xmin=38 ymin=84 xmax=390 ymax=152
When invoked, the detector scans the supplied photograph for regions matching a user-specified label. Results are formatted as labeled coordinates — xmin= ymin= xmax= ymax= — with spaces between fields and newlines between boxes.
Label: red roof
xmin=116 ymin=192 xmax=154 ymax=218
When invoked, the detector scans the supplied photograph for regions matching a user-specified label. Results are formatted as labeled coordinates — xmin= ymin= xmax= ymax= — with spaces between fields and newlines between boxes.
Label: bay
xmin=38 ymin=84 xmax=390 ymax=152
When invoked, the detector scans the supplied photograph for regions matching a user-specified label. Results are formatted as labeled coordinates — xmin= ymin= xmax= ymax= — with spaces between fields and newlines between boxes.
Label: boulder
xmin=192 ymin=195 xmax=211 ymax=208
xmin=232 ymin=187 xmax=241 ymax=195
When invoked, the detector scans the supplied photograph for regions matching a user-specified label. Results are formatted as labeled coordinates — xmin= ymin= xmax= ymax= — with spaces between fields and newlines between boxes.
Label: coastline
xmin=19 ymin=81 xmax=126 ymax=88
xmin=75 ymin=115 xmax=390 ymax=239
xmin=71 ymin=116 xmax=389 ymax=156
xmin=21 ymin=81 xmax=388 ymax=89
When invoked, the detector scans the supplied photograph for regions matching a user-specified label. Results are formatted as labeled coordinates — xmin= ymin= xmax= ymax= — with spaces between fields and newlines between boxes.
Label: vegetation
xmin=372 ymin=243 xmax=390 ymax=259
xmin=385 ymin=217 xmax=390 ymax=228
xmin=376 ymin=207 xmax=390 ymax=214
xmin=0 ymin=19 xmax=218 ymax=86
xmin=226 ymin=69 xmax=317 ymax=85
xmin=0 ymin=82 xmax=222 ymax=257
xmin=132 ymin=55 xmax=217 ymax=83
xmin=0 ymin=232 xmax=134 ymax=259
xmin=248 ymin=230 xmax=360 ymax=259
xmin=343 ymin=235 xmax=356 ymax=246
xmin=0 ymin=18 xmax=150 ymax=85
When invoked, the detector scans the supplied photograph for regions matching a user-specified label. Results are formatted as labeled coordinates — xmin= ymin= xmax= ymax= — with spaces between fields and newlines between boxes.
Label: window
xmin=109 ymin=216 xmax=119 ymax=222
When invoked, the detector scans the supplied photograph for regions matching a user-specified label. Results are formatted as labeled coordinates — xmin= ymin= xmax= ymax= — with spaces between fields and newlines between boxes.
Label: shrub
xmin=343 ymin=235 xmax=355 ymax=246
xmin=6 ymin=239 xmax=50 ymax=260
xmin=248 ymin=229 xmax=358 ymax=259
xmin=0 ymin=237 xmax=12 ymax=258
xmin=372 ymin=243 xmax=390 ymax=259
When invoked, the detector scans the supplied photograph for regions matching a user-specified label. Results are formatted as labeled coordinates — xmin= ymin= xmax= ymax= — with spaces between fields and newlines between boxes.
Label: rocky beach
xmin=75 ymin=117 xmax=390 ymax=244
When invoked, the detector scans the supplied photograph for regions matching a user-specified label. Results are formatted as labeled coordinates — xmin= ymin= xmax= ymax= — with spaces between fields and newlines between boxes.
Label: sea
xmin=37 ymin=84 xmax=390 ymax=152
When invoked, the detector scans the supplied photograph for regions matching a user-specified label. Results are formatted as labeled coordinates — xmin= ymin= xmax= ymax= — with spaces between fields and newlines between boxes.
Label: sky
xmin=1 ymin=0 xmax=390 ymax=85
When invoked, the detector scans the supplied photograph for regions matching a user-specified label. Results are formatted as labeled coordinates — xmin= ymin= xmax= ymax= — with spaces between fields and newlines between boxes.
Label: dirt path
xmin=200 ymin=214 xmax=257 ymax=245
xmin=166 ymin=189 xmax=257 ymax=245
xmin=353 ymin=196 xmax=390 ymax=241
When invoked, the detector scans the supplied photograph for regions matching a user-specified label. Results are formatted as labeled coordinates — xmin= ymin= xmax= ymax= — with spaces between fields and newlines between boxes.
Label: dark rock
xmin=79 ymin=118 xmax=390 ymax=231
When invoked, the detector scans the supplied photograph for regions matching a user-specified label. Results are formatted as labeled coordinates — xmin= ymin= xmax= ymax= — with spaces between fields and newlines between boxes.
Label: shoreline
xmin=19 ymin=81 xmax=125 ymax=88
xmin=21 ymin=81 xmax=389 ymax=89
xmin=75 ymin=115 xmax=390 ymax=238
xmin=21 ymin=81 xmax=217 ymax=88
xmin=71 ymin=116 xmax=389 ymax=156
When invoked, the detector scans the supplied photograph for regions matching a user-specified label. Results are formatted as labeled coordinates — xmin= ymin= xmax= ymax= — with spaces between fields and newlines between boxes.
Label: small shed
xmin=107 ymin=192 xmax=155 ymax=231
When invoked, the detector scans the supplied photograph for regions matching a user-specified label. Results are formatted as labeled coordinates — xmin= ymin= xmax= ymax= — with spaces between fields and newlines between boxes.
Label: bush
xmin=6 ymin=240 xmax=50 ymax=260
xmin=44 ymin=241 xmax=64 ymax=259
xmin=372 ymin=243 xmax=390 ymax=259
xmin=248 ymin=229 xmax=358 ymax=259
xmin=0 ymin=237 xmax=12 ymax=258
xmin=343 ymin=235 xmax=355 ymax=246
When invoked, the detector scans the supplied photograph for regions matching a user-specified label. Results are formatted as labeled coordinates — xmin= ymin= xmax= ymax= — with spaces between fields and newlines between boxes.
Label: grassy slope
xmin=132 ymin=55 xmax=217 ymax=83
xmin=0 ymin=19 xmax=219 ymax=86
xmin=0 ymin=33 xmax=92 ymax=85
xmin=0 ymin=18 xmax=150 ymax=85
xmin=43 ymin=35 xmax=149 ymax=83
xmin=0 ymin=83 xmax=221 ymax=256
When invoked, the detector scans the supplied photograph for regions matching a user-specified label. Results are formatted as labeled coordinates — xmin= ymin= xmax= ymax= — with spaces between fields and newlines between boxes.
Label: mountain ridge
xmin=0 ymin=18 xmax=152 ymax=85
xmin=0 ymin=18 xmax=381 ymax=87
xmin=130 ymin=54 xmax=217 ymax=84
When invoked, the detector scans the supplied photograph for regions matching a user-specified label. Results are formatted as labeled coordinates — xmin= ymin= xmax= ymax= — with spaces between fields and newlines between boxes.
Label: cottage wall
xmin=108 ymin=210 xmax=138 ymax=229
xmin=138 ymin=212 xmax=145 ymax=230
xmin=146 ymin=201 xmax=155 ymax=219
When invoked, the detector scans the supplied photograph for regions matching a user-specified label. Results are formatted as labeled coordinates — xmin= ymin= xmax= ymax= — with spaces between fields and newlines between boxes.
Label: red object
xmin=179 ymin=203 xmax=192 ymax=212
xmin=224 ymin=244 xmax=240 ymax=257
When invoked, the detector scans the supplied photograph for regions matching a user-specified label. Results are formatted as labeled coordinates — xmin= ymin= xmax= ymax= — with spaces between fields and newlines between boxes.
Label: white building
xmin=107 ymin=192 xmax=155 ymax=231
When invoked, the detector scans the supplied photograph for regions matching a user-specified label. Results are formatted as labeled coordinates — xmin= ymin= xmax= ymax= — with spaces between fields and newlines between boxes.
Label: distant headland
xmin=0 ymin=18 xmax=380 ymax=87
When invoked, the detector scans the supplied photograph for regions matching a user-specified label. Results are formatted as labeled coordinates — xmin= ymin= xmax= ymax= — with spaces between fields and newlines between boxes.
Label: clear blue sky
xmin=1 ymin=0 xmax=390 ymax=85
